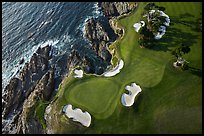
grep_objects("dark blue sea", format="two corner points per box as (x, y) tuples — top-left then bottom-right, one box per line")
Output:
(2, 2), (103, 91)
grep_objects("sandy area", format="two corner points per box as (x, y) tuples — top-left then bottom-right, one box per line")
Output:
(154, 10), (170, 40)
(103, 59), (124, 77)
(63, 104), (91, 127)
(133, 21), (145, 32)
(74, 69), (83, 78)
(121, 83), (142, 107)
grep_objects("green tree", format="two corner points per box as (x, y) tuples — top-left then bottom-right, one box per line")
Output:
(181, 44), (191, 54)
(144, 3), (156, 11)
(172, 44), (191, 68)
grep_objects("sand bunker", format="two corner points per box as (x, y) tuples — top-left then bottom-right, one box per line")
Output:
(103, 59), (124, 77)
(155, 25), (166, 39)
(63, 104), (91, 127)
(74, 69), (83, 78)
(133, 21), (145, 32)
(121, 83), (142, 107)
(153, 10), (170, 39)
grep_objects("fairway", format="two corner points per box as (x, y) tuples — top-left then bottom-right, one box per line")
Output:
(49, 2), (202, 134)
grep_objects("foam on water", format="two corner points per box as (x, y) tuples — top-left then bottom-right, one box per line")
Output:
(78, 2), (103, 41)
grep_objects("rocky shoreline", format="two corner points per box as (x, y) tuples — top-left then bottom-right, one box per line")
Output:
(2, 2), (138, 134)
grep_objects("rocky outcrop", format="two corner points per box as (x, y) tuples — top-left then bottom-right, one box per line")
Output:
(2, 78), (22, 119)
(2, 46), (51, 118)
(84, 18), (112, 63)
(16, 67), (55, 134)
(99, 2), (138, 18)
(2, 45), (54, 134)
(83, 17), (120, 74)
(67, 48), (109, 75)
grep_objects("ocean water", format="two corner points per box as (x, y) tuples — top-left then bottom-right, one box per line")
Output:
(2, 2), (103, 91)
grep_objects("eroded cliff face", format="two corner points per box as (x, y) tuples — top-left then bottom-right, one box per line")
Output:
(99, 2), (138, 18)
(2, 46), (51, 120)
(84, 18), (114, 63)
(16, 68), (55, 134)
(2, 45), (55, 134)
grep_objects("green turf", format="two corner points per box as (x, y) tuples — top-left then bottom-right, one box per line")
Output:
(65, 78), (121, 119)
(49, 2), (202, 134)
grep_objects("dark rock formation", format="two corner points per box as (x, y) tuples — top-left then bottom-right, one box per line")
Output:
(67, 48), (109, 75)
(99, 2), (138, 18)
(84, 18), (115, 65)
(16, 68), (55, 134)
(2, 45), (54, 134)
(2, 78), (22, 119)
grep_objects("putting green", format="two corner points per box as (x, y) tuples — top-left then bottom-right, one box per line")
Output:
(64, 77), (121, 119)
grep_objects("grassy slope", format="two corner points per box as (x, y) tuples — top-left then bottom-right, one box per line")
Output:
(50, 2), (202, 134)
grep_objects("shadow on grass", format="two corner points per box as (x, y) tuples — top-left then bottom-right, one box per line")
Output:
(188, 66), (202, 77)
(132, 92), (144, 113)
(170, 13), (201, 32)
(149, 27), (199, 52)
(148, 12), (200, 52)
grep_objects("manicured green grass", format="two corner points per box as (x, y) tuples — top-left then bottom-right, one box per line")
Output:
(65, 77), (121, 119)
(49, 2), (202, 134)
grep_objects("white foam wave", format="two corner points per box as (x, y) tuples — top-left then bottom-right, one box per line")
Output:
(78, 2), (103, 41)
(92, 2), (103, 18)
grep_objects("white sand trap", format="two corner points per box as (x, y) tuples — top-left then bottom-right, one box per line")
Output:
(63, 104), (91, 127)
(133, 21), (145, 32)
(158, 10), (169, 18)
(103, 59), (124, 77)
(155, 25), (166, 39)
(121, 83), (142, 107)
(154, 10), (170, 39)
(74, 69), (83, 78)
(158, 10), (170, 26)
(164, 17), (170, 26)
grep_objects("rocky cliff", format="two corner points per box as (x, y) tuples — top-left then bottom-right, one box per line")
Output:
(84, 18), (113, 63)
(2, 45), (55, 134)
(16, 68), (55, 134)
(98, 2), (137, 18)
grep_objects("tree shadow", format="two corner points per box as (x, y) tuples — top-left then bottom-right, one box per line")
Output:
(150, 26), (199, 52)
(170, 13), (201, 32)
(188, 66), (202, 77)
(178, 13), (195, 19)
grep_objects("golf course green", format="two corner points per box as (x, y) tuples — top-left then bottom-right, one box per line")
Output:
(49, 2), (202, 134)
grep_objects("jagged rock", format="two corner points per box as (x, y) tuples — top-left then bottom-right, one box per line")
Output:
(84, 18), (113, 65)
(16, 68), (55, 134)
(85, 18), (110, 43)
(2, 45), (53, 134)
(2, 78), (22, 119)
(99, 2), (138, 18)
(98, 2), (119, 17)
